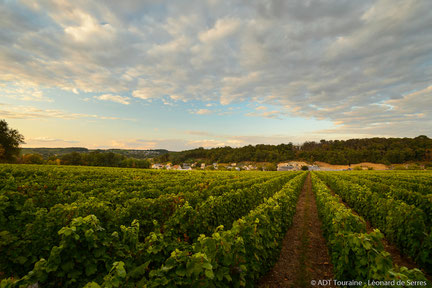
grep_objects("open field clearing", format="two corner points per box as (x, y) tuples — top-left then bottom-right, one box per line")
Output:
(0, 164), (431, 287)
(314, 162), (389, 170)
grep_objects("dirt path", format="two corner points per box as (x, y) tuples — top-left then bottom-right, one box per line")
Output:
(258, 173), (335, 288)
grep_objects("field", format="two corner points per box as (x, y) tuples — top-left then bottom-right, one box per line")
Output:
(0, 165), (431, 287)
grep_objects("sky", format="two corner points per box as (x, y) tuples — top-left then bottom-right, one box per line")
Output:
(0, 0), (431, 151)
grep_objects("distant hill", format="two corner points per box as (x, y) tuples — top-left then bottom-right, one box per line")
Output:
(21, 136), (432, 165)
(21, 147), (169, 159)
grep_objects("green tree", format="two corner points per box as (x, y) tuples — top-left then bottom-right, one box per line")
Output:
(0, 119), (25, 162)
(60, 151), (83, 165)
(21, 153), (44, 164)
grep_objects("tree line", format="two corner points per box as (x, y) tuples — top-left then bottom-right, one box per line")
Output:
(2, 119), (432, 167)
(20, 151), (151, 168)
(21, 147), (168, 159)
(155, 136), (432, 165)
(0, 119), (150, 168)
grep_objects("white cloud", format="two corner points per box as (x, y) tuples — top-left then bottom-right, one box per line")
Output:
(193, 109), (212, 115)
(30, 137), (79, 144)
(110, 140), (158, 150)
(0, 104), (131, 121)
(132, 80), (175, 100)
(246, 110), (284, 119)
(1, 0), (431, 137)
(0, 82), (53, 102)
(199, 18), (241, 43)
(188, 139), (226, 148)
(185, 130), (213, 136)
(148, 36), (190, 56)
(94, 94), (130, 105)
(182, 130), (317, 148)
(132, 89), (153, 100)
(386, 85), (432, 114)
(105, 138), (187, 151)
(64, 12), (115, 43)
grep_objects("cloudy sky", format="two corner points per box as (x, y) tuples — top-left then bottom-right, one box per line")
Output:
(1, 0), (431, 150)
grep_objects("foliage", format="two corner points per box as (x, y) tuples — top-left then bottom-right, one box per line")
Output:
(155, 135), (432, 165)
(331, 172), (432, 224)
(315, 172), (432, 274)
(0, 120), (25, 162)
(20, 154), (44, 164)
(58, 151), (151, 168)
(143, 173), (307, 286)
(21, 147), (168, 160)
(0, 165), (282, 277)
(0, 164), (303, 286)
(2, 164), (431, 286)
(311, 174), (428, 283)
(18, 148), (155, 169)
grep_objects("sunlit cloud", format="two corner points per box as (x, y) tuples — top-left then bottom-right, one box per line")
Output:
(30, 137), (79, 144)
(192, 109), (212, 115)
(0, 104), (132, 121)
(245, 109), (285, 119)
(1, 0), (431, 148)
(94, 94), (130, 105)
(0, 82), (53, 102)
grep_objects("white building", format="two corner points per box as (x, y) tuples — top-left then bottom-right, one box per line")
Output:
(277, 164), (294, 171)
(182, 164), (192, 170)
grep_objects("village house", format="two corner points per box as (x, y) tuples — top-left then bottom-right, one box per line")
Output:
(277, 161), (316, 171)
(182, 164), (192, 170)
(151, 163), (164, 169)
(277, 163), (295, 171)
(308, 165), (320, 171)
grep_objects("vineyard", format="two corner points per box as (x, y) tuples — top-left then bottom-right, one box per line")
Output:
(0, 165), (431, 287)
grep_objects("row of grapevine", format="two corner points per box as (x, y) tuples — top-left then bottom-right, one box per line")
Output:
(0, 164), (273, 207)
(311, 174), (427, 282)
(140, 172), (307, 287)
(315, 172), (432, 274)
(0, 164), (285, 278)
(345, 171), (432, 195)
(330, 173), (432, 224)
(1, 170), (306, 287)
